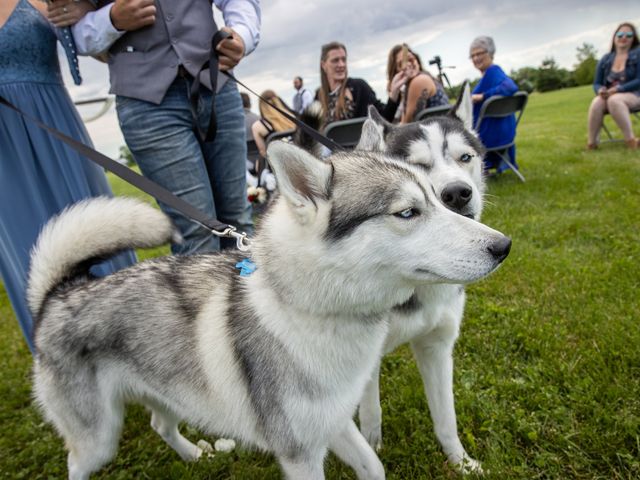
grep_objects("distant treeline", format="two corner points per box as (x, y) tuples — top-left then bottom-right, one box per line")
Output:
(446, 42), (599, 97)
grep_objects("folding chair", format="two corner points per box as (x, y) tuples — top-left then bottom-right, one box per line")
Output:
(265, 128), (296, 145)
(415, 104), (452, 121)
(324, 117), (367, 149)
(601, 106), (640, 142)
(474, 91), (528, 182)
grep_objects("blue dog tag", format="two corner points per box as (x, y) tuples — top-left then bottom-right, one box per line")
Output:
(235, 258), (257, 277)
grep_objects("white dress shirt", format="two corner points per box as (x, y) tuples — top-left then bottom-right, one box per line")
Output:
(73, 0), (261, 57)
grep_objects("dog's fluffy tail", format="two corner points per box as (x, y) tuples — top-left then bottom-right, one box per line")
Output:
(27, 196), (179, 318)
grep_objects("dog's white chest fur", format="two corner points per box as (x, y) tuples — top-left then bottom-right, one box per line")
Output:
(384, 284), (465, 353)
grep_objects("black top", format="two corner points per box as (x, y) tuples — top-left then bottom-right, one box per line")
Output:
(317, 77), (399, 122)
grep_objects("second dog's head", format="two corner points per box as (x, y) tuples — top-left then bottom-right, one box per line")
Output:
(358, 83), (485, 221)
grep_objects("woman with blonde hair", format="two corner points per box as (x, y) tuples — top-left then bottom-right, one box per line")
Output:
(251, 90), (296, 157)
(386, 44), (449, 123)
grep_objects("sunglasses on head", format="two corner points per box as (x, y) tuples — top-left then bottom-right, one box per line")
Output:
(616, 31), (634, 39)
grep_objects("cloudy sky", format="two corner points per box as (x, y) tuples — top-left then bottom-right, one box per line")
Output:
(62, 0), (640, 158)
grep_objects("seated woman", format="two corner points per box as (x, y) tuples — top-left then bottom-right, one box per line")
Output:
(587, 22), (640, 150)
(251, 90), (296, 158)
(387, 44), (449, 124)
(469, 36), (519, 174)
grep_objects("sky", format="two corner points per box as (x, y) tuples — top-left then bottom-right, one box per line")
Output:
(62, 0), (640, 158)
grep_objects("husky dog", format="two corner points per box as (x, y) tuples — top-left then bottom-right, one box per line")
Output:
(29, 139), (510, 480)
(355, 86), (489, 473)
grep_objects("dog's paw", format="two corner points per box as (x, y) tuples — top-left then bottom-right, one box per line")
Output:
(361, 424), (383, 452)
(196, 439), (215, 460)
(449, 453), (483, 475)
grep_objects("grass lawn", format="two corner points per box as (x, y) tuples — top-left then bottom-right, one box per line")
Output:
(1, 85), (638, 479)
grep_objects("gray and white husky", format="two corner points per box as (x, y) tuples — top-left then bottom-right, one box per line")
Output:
(355, 86), (489, 473)
(29, 134), (510, 479)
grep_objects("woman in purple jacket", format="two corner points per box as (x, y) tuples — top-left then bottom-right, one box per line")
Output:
(470, 36), (519, 174)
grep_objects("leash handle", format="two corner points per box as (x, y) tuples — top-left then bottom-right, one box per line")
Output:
(189, 30), (232, 143)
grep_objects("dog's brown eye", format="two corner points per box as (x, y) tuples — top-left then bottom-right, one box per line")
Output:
(460, 153), (473, 163)
(394, 208), (419, 219)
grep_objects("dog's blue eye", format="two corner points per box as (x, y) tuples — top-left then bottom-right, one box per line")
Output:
(460, 153), (473, 163)
(395, 208), (419, 219)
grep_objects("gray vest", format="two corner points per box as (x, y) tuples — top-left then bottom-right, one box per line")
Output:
(103, 0), (226, 104)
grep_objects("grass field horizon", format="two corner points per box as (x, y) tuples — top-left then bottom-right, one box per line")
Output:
(1, 85), (638, 479)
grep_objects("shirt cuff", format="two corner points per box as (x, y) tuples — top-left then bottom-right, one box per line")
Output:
(230, 24), (255, 56)
(72, 4), (125, 56)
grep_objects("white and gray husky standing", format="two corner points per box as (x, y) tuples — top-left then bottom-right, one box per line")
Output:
(355, 86), (490, 473)
(29, 126), (510, 479)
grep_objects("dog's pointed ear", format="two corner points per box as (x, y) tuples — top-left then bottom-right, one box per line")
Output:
(356, 106), (391, 151)
(267, 141), (332, 224)
(450, 81), (473, 131)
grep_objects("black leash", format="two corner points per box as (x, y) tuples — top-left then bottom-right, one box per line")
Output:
(189, 30), (230, 142)
(222, 70), (344, 153)
(0, 95), (249, 250)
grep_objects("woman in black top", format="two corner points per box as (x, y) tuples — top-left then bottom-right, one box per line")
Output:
(316, 41), (407, 124)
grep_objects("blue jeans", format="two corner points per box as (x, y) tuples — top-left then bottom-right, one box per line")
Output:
(116, 78), (253, 255)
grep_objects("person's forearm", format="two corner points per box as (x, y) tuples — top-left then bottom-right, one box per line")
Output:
(618, 77), (640, 93)
(72, 4), (125, 56)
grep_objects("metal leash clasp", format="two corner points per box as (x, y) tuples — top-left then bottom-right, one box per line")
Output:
(209, 225), (251, 252)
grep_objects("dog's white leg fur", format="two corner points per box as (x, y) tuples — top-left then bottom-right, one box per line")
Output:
(358, 361), (383, 451)
(33, 364), (123, 480)
(330, 420), (385, 480)
(149, 407), (203, 461)
(411, 326), (483, 474)
(278, 451), (326, 480)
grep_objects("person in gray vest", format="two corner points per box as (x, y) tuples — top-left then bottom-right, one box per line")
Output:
(292, 76), (313, 115)
(69, 0), (261, 255)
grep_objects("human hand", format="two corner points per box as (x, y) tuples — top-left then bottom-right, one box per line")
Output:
(606, 86), (619, 97)
(472, 93), (483, 103)
(389, 70), (408, 102)
(216, 27), (245, 71)
(598, 86), (609, 99)
(110, 0), (156, 31)
(46, 0), (94, 28)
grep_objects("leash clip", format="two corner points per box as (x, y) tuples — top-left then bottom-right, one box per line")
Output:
(208, 225), (251, 251)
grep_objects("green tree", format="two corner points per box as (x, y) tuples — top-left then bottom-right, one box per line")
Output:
(536, 57), (573, 92)
(510, 67), (538, 93)
(573, 43), (598, 86)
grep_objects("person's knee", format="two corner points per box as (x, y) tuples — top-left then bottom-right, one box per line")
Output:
(606, 95), (627, 113)
(589, 95), (606, 114)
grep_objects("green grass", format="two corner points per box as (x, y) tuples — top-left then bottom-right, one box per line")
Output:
(1, 85), (639, 479)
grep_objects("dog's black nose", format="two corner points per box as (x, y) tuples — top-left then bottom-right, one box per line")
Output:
(441, 182), (473, 213)
(488, 236), (512, 263)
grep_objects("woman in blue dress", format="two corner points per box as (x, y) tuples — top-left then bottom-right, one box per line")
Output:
(469, 36), (519, 174)
(0, 0), (136, 352)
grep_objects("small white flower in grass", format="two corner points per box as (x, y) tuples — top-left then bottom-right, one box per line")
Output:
(214, 438), (236, 452)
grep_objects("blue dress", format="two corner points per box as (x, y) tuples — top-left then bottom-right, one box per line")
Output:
(0, 0), (135, 352)
(472, 64), (519, 172)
